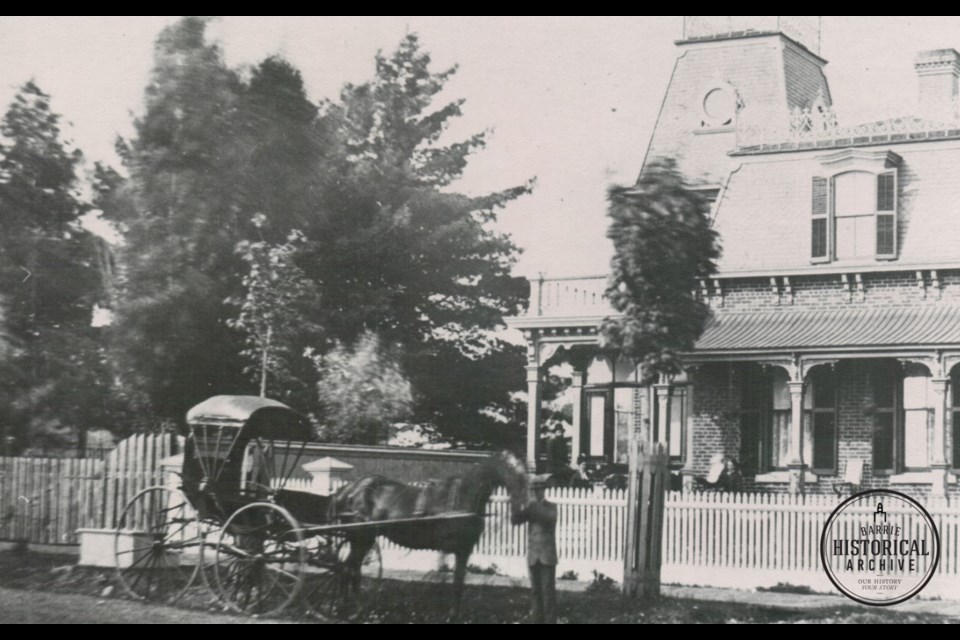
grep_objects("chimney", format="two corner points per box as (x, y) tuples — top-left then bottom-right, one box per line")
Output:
(915, 49), (960, 122)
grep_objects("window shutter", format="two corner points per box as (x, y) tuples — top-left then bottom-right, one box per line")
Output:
(871, 363), (896, 473)
(876, 172), (897, 259)
(811, 177), (829, 260)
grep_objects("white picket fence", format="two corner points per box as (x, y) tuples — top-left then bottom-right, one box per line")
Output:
(280, 478), (314, 493)
(379, 487), (627, 581)
(661, 492), (960, 598)
(6, 434), (960, 599)
(424, 490), (959, 599)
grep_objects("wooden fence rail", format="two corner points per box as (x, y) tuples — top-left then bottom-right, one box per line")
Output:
(0, 434), (175, 546)
(1, 457), (104, 546)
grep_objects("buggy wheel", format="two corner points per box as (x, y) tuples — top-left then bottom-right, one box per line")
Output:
(113, 486), (204, 604)
(305, 536), (383, 621)
(211, 502), (306, 617)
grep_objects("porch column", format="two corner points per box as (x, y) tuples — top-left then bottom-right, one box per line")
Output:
(931, 378), (949, 497)
(570, 370), (584, 468)
(787, 381), (806, 495)
(654, 381), (672, 454)
(526, 363), (542, 472)
(682, 372), (697, 492)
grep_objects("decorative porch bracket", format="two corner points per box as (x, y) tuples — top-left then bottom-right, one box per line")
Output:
(522, 329), (597, 471)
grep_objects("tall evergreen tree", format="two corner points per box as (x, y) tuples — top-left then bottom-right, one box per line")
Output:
(0, 81), (107, 451)
(109, 17), (252, 421)
(108, 19), (330, 423)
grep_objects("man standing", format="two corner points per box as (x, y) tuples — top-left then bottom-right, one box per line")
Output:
(523, 474), (557, 624)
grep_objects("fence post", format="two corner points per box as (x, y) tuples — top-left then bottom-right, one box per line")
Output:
(623, 441), (668, 598)
(302, 457), (354, 495)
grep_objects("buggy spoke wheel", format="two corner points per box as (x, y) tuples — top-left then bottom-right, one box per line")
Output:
(212, 502), (306, 617)
(114, 486), (204, 604)
(305, 537), (382, 621)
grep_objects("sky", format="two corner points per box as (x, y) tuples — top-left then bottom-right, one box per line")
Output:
(2, 16), (960, 279)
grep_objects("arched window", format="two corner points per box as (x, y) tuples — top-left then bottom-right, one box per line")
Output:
(834, 171), (880, 260)
(811, 150), (900, 263)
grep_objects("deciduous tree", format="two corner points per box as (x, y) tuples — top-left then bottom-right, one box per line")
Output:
(601, 157), (721, 381)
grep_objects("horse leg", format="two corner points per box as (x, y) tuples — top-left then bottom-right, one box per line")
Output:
(348, 535), (375, 596)
(451, 551), (468, 620)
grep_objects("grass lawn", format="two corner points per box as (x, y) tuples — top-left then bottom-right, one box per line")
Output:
(0, 550), (953, 624)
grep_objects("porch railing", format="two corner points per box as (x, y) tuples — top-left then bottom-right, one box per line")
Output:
(529, 275), (614, 318)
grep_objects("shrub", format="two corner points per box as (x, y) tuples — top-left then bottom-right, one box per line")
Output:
(756, 582), (814, 595)
(466, 563), (502, 576)
(585, 570), (618, 594)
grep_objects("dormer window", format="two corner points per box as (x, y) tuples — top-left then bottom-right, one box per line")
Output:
(811, 149), (901, 263)
(699, 83), (740, 130)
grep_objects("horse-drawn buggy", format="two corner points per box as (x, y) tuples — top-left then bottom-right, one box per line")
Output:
(112, 395), (528, 619)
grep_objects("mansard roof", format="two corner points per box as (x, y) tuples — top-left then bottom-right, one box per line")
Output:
(713, 136), (960, 274)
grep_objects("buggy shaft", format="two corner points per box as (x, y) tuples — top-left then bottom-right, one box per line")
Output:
(294, 511), (482, 536)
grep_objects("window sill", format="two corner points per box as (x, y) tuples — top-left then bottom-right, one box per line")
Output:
(809, 258), (901, 267)
(888, 471), (957, 485)
(754, 470), (819, 484)
(693, 126), (734, 135)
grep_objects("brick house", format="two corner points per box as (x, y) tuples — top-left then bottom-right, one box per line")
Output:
(507, 16), (960, 496)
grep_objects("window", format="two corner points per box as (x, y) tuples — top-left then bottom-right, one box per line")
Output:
(614, 387), (633, 463)
(903, 365), (933, 470)
(585, 389), (610, 459)
(805, 367), (837, 474)
(873, 361), (933, 473)
(583, 356), (612, 462)
(770, 369), (792, 469)
(700, 85), (738, 129)
(873, 362), (897, 473)
(652, 383), (688, 463)
(952, 369), (960, 470)
(739, 364), (767, 475)
(834, 172), (876, 260)
(810, 168), (898, 262)
(582, 355), (641, 465)
(739, 364), (836, 475)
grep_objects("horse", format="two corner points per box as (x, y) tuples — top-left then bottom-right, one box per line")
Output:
(330, 451), (529, 618)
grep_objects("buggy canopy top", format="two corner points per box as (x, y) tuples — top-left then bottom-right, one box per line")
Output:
(186, 395), (313, 442)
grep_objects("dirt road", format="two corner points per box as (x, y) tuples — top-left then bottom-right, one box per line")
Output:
(0, 587), (299, 624)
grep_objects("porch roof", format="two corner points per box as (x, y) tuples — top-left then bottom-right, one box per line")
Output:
(695, 305), (960, 352)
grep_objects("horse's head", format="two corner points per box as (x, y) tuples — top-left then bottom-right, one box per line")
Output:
(469, 451), (529, 522)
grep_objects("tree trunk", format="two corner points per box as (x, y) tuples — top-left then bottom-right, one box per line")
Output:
(260, 326), (271, 397)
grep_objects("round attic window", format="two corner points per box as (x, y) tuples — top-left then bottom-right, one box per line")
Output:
(702, 87), (736, 128)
